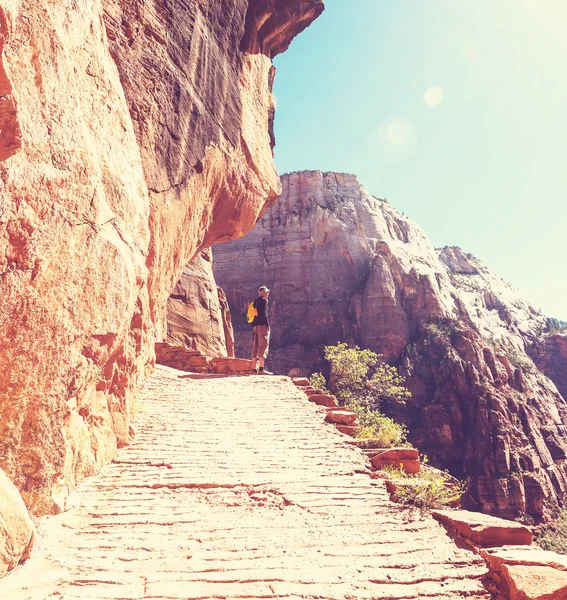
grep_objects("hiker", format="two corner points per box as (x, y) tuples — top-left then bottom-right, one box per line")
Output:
(251, 286), (271, 374)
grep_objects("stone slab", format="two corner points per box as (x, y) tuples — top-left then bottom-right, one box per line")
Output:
(432, 509), (533, 547)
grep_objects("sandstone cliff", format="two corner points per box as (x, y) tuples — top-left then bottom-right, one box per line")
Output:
(213, 170), (567, 520)
(0, 0), (323, 516)
(166, 249), (234, 358)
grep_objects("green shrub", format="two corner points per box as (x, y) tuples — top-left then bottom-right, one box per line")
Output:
(321, 342), (411, 448)
(546, 317), (567, 335)
(347, 400), (408, 447)
(324, 342), (411, 411)
(309, 372), (329, 392)
(394, 466), (464, 509)
(423, 319), (458, 341)
(506, 346), (532, 370)
(536, 511), (567, 555)
(376, 463), (405, 478)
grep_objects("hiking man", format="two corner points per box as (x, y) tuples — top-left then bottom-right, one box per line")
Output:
(251, 286), (271, 374)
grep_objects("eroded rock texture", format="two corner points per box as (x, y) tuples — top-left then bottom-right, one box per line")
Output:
(167, 249), (234, 357)
(531, 334), (567, 401)
(0, 468), (35, 577)
(213, 170), (567, 519)
(0, 0), (322, 516)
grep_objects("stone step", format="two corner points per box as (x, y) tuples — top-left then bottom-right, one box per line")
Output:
(370, 448), (421, 474)
(335, 424), (358, 436)
(309, 394), (339, 407)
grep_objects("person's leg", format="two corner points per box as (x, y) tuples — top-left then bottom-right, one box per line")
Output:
(258, 326), (270, 372)
(251, 327), (259, 371)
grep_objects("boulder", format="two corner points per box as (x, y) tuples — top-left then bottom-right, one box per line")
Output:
(481, 545), (567, 572)
(503, 564), (567, 600)
(481, 546), (567, 600)
(211, 357), (254, 374)
(432, 509), (533, 547)
(0, 469), (36, 577)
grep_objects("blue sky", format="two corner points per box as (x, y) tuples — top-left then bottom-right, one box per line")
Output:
(273, 0), (566, 320)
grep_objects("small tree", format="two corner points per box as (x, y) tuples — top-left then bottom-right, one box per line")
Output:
(311, 343), (411, 448)
(324, 342), (411, 410)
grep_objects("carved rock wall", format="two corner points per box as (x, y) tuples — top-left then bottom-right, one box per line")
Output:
(213, 170), (567, 520)
(0, 0), (323, 515)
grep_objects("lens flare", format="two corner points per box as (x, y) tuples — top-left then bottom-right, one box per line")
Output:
(424, 86), (444, 107)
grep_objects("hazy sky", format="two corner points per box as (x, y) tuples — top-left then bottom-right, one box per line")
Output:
(273, 0), (566, 320)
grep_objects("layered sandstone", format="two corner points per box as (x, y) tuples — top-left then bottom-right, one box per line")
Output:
(0, 0), (323, 516)
(531, 332), (567, 401)
(166, 250), (234, 357)
(213, 170), (567, 519)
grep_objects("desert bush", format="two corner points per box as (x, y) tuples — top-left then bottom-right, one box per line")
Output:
(394, 466), (464, 509)
(324, 342), (411, 411)
(320, 343), (411, 448)
(536, 511), (567, 555)
(546, 317), (567, 335)
(423, 319), (458, 341)
(376, 463), (405, 478)
(309, 372), (329, 392)
(348, 400), (408, 447)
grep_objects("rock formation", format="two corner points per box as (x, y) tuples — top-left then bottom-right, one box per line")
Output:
(531, 331), (567, 401)
(167, 250), (234, 357)
(213, 170), (567, 520)
(0, 0), (323, 517)
(0, 468), (35, 577)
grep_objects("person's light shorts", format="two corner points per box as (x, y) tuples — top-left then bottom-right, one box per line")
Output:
(252, 325), (270, 360)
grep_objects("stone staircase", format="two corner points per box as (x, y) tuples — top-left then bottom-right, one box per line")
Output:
(289, 377), (567, 600)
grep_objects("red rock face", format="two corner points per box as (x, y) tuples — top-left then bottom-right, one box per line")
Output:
(213, 170), (567, 519)
(167, 250), (234, 358)
(0, 9), (20, 162)
(532, 334), (567, 401)
(0, 1), (323, 515)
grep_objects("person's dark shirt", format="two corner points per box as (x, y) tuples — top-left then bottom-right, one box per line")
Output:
(252, 296), (269, 327)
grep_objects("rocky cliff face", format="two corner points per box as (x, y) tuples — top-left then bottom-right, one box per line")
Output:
(167, 249), (234, 358)
(213, 170), (567, 520)
(0, 0), (322, 516)
(531, 333), (567, 402)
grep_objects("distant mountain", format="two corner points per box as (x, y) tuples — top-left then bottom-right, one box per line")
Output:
(210, 170), (567, 520)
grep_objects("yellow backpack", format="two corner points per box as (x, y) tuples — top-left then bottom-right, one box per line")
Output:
(246, 301), (258, 324)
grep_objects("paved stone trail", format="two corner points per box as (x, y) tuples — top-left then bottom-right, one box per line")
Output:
(1, 366), (491, 599)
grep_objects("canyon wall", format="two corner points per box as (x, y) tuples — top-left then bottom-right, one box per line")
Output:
(166, 249), (234, 358)
(0, 0), (323, 516)
(213, 170), (567, 520)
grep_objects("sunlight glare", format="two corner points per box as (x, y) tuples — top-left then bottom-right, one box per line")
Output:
(369, 117), (418, 166)
(424, 86), (444, 107)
